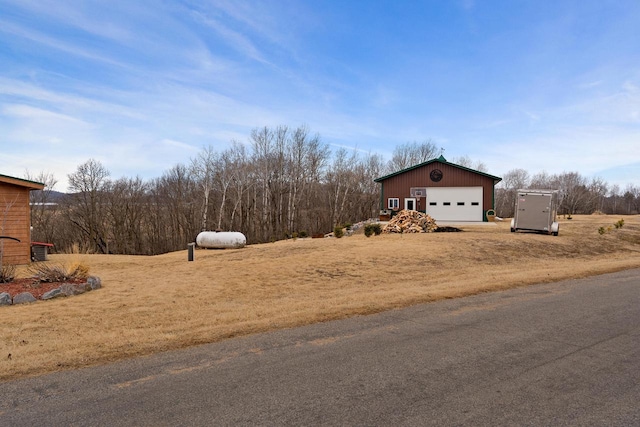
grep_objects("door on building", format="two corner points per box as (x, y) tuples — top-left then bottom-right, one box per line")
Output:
(425, 187), (483, 221)
(405, 198), (416, 211)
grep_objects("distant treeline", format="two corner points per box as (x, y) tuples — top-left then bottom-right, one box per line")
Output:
(26, 125), (640, 255)
(494, 169), (639, 219)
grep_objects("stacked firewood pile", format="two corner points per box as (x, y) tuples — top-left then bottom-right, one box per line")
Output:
(382, 210), (438, 233)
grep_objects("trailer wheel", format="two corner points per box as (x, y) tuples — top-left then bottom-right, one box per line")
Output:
(552, 231), (558, 236)
(510, 228), (515, 233)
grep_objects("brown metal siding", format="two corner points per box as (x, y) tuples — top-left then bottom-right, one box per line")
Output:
(0, 183), (32, 265)
(380, 162), (495, 212)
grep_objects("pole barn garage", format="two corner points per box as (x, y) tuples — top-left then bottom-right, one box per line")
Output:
(0, 174), (45, 265)
(374, 156), (502, 222)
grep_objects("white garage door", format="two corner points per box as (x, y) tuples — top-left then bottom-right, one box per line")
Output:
(425, 187), (483, 221)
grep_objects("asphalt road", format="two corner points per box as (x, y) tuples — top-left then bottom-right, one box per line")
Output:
(2, 269), (639, 426)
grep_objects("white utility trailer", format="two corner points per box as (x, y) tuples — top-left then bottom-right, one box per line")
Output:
(510, 189), (559, 236)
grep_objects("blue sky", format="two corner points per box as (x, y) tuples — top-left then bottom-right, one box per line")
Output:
(1, 0), (639, 191)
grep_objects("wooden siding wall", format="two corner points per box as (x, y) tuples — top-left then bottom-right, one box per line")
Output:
(380, 162), (495, 211)
(0, 183), (32, 265)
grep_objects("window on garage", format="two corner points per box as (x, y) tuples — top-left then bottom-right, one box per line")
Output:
(388, 198), (399, 209)
(443, 202), (451, 206)
(457, 202), (465, 206)
(471, 202), (479, 206)
(429, 202), (437, 206)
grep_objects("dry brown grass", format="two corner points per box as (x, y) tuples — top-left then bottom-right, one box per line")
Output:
(2, 214), (640, 381)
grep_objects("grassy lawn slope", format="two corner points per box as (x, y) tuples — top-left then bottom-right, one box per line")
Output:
(1, 214), (639, 381)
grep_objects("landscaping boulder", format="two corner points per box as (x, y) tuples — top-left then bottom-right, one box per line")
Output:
(42, 288), (63, 300)
(87, 276), (102, 290)
(0, 292), (11, 306)
(13, 292), (37, 305)
(60, 283), (87, 296)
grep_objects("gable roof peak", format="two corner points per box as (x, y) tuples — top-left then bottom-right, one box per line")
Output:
(374, 155), (502, 184)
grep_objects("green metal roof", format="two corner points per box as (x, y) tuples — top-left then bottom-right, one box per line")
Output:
(374, 156), (502, 183)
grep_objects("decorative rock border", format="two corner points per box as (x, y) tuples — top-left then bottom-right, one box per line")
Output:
(0, 276), (102, 306)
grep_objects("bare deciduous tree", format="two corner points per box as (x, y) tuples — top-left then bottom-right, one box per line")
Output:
(495, 168), (530, 218)
(451, 155), (488, 172)
(251, 126), (276, 241)
(326, 148), (358, 227)
(386, 139), (441, 173)
(25, 170), (58, 244)
(623, 184), (640, 213)
(104, 176), (148, 254)
(66, 159), (110, 253)
(587, 177), (608, 213)
(191, 145), (217, 232)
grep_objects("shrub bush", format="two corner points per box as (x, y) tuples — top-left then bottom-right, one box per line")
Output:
(372, 223), (382, 235)
(364, 224), (374, 237)
(333, 226), (344, 238)
(0, 264), (16, 283)
(28, 261), (90, 283)
(364, 223), (383, 237)
(299, 231), (308, 238)
(599, 219), (626, 235)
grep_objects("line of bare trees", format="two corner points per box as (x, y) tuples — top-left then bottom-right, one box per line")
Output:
(28, 126), (386, 254)
(495, 169), (640, 218)
(25, 127), (640, 255)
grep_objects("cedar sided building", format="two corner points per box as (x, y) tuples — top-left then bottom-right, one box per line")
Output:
(374, 156), (502, 222)
(0, 174), (45, 265)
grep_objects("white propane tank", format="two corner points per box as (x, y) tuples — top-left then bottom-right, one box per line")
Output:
(196, 231), (246, 249)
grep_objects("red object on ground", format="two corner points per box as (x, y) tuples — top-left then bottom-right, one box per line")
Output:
(31, 242), (54, 247)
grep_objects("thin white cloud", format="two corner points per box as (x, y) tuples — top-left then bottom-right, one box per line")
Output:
(0, 78), (148, 122)
(478, 119), (512, 129)
(193, 12), (270, 65)
(1, 1), (234, 86)
(522, 110), (541, 122)
(203, 0), (303, 54)
(196, 129), (249, 143)
(161, 139), (198, 152)
(1, 0), (133, 42)
(328, 143), (371, 155)
(622, 81), (639, 93)
(3, 104), (88, 125)
(0, 20), (129, 68)
(371, 85), (399, 108)
(559, 80), (640, 124)
(578, 80), (603, 89)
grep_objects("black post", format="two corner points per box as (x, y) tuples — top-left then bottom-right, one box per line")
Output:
(188, 243), (195, 262)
